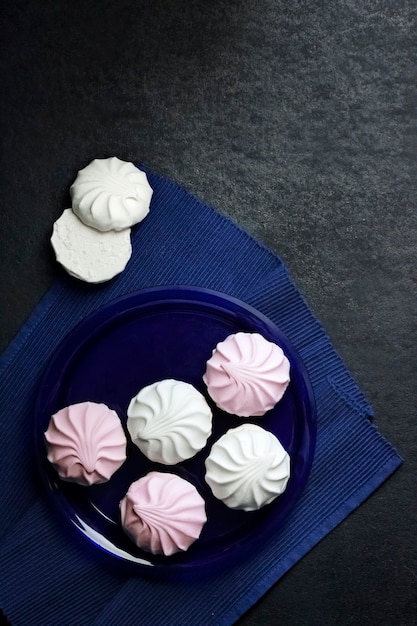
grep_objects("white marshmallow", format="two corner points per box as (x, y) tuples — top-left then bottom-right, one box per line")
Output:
(51, 209), (132, 283)
(70, 157), (153, 232)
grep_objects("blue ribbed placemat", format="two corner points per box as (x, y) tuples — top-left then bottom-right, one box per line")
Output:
(0, 167), (402, 626)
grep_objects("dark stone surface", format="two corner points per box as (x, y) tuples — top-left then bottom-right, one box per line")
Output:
(1, 1), (416, 624)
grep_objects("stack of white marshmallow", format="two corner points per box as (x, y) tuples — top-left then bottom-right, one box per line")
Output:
(51, 157), (153, 283)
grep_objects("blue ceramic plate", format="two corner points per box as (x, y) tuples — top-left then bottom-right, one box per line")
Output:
(34, 286), (316, 578)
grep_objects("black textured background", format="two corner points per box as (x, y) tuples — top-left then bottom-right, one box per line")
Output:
(1, 1), (416, 624)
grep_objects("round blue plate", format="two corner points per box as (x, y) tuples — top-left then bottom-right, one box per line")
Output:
(34, 286), (316, 578)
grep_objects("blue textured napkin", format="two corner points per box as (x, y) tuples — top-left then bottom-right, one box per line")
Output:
(0, 167), (401, 626)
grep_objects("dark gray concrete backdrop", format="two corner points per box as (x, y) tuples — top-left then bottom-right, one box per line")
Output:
(1, 1), (416, 624)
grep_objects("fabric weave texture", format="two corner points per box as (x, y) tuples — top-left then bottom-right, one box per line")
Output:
(0, 168), (402, 626)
